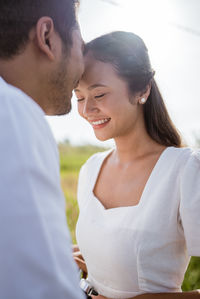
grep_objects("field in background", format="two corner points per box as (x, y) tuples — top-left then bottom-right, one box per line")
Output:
(59, 144), (200, 291)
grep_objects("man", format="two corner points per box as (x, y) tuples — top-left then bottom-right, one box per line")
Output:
(0, 1), (85, 298)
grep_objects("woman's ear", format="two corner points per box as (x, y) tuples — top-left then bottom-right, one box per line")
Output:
(34, 17), (56, 61)
(138, 84), (151, 104)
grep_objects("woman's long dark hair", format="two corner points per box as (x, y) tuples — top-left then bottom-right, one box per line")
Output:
(84, 31), (182, 147)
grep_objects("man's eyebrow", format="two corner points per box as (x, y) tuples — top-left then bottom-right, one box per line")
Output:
(74, 84), (108, 92)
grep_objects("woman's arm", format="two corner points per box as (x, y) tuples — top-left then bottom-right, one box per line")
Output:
(134, 290), (200, 298)
(91, 290), (200, 299)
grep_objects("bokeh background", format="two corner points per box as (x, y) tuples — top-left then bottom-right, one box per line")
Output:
(56, 0), (200, 292)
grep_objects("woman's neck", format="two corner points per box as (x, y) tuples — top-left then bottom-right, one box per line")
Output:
(113, 128), (165, 165)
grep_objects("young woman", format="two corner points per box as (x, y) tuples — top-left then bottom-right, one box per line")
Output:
(73, 31), (200, 298)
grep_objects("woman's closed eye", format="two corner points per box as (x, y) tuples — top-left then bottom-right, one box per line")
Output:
(77, 93), (106, 102)
(94, 93), (106, 99)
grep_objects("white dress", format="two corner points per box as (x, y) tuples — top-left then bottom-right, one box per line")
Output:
(76, 146), (200, 299)
(0, 77), (84, 299)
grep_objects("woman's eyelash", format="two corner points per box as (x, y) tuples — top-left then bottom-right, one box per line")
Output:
(95, 93), (106, 99)
(77, 93), (106, 102)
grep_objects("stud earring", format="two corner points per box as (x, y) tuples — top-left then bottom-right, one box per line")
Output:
(140, 97), (146, 104)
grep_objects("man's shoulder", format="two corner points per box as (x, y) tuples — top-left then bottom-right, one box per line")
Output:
(0, 77), (44, 120)
(0, 77), (57, 157)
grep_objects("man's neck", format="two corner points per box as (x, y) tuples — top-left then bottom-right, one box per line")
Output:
(0, 57), (44, 110)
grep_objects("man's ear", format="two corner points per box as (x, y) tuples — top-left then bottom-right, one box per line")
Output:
(35, 17), (56, 61)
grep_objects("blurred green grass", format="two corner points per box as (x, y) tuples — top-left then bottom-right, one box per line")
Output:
(59, 143), (200, 291)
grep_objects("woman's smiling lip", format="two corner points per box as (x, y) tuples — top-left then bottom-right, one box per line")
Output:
(88, 117), (111, 128)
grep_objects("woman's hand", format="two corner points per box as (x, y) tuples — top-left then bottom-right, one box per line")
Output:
(72, 244), (88, 278)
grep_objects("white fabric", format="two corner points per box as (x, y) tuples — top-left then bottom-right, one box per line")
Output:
(76, 146), (200, 299)
(0, 77), (84, 299)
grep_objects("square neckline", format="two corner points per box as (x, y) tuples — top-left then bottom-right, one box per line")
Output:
(91, 147), (173, 211)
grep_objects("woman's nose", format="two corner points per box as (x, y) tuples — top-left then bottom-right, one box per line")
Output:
(83, 99), (98, 117)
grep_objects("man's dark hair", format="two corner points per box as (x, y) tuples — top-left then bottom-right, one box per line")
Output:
(0, 0), (79, 59)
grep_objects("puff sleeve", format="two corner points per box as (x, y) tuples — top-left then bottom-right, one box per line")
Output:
(180, 150), (200, 256)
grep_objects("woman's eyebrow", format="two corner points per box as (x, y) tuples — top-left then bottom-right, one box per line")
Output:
(74, 84), (108, 93)
(88, 84), (107, 90)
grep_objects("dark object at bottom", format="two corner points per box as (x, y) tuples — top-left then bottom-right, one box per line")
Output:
(80, 278), (98, 297)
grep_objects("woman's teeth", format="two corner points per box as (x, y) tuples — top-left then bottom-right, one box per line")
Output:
(91, 118), (110, 125)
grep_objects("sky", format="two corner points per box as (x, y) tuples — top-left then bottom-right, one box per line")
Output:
(47, 0), (200, 148)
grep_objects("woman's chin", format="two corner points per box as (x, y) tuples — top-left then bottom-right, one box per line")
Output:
(94, 133), (112, 142)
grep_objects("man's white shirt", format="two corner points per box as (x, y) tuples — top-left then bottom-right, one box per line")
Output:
(0, 77), (84, 299)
